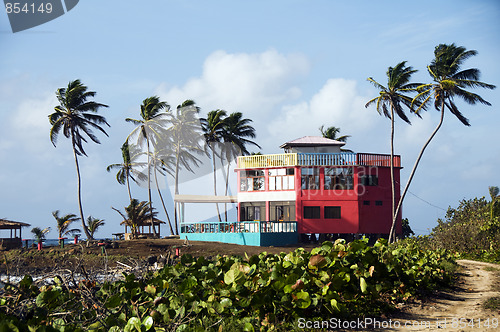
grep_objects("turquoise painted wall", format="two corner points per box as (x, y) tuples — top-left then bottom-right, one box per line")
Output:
(180, 231), (298, 247)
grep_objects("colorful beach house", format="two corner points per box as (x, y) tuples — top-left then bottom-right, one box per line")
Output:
(179, 136), (402, 246)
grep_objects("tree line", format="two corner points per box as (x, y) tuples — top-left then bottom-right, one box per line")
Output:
(49, 86), (260, 240)
(365, 43), (495, 242)
(44, 43), (495, 242)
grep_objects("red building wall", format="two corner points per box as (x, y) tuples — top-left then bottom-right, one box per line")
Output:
(237, 164), (402, 236)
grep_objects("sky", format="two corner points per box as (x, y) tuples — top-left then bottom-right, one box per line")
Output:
(0, 0), (499, 239)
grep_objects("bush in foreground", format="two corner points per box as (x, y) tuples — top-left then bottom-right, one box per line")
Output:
(0, 238), (455, 331)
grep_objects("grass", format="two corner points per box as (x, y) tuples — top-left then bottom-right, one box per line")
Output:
(483, 266), (500, 272)
(483, 296), (500, 311)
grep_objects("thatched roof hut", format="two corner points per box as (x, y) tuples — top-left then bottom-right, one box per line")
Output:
(0, 218), (31, 249)
(119, 218), (165, 239)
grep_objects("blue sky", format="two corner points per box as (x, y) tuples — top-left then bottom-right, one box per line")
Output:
(1, 0), (499, 239)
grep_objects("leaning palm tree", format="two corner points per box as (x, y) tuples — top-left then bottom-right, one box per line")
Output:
(201, 110), (227, 222)
(106, 141), (147, 202)
(49, 79), (109, 241)
(319, 125), (353, 152)
(365, 61), (422, 243)
(126, 96), (170, 238)
(112, 199), (160, 238)
(148, 140), (176, 236)
(165, 100), (204, 234)
(31, 227), (51, 243)
(220, 112), (261, 221)
(396, 44), (496, 242)
(52, 210), (81, 239)
(86, 216), (105, 239)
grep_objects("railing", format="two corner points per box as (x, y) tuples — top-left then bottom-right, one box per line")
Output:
(180, 221), (297, 234)
(238, 152), (400, 168)
(237, 153), (297, 169)
(356, 153), (401, 167)
(297, 153), (357, 166)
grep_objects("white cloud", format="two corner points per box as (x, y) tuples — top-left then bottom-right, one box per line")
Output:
(156, 49), (309, 117)
(10, 92), (57, 155)
(266, 78), (385, 153)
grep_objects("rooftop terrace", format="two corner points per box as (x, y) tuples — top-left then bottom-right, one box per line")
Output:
(237, 152), (401, 169)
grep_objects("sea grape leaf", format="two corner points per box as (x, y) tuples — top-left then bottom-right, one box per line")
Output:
(145, 284), (156, 296)
(105, 294), (122, 309)
(360, 277), (368, 293)
(295, 291), (311, 309)
(142, 316), (153, 330)
(243, 322), (255, 332)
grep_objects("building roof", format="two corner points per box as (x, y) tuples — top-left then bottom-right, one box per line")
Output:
(0, 218), (31, 230)
(279, 136), (346, 149)
(120, 218), (165, 227)
(174, 195), (238, 203)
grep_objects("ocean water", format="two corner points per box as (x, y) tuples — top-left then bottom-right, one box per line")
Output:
(21, 238), (108, 247)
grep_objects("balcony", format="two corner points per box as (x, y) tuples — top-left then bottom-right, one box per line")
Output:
(237, 153), (400, 169)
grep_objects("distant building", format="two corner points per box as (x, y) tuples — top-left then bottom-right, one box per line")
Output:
(180, 136), (402, 246)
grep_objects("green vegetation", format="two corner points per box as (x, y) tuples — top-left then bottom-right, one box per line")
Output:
(0, 238), (455, 331)
(52, 210), (81, 243)
(403, 188), (500, 263)
(30, 227), (50, 243)
(483, 297), (500, 311)
(319, 125), (352, 152)
(112, 199), (159, 238)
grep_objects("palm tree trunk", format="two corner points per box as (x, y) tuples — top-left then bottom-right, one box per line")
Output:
(71, 136), (93, 241)
(388, 107), (396, 243)
(211, 146), (222, 222)
(126, 173), (132, 202)
(391, 101), (446, 241)
(153, 159), (174, 236)
(145, 135), (157, 237)
(224, 160), (231, 222)
(174, 146), (181, 235)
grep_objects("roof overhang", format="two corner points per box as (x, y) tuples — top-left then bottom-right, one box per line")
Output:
(174, 195), (237, 203)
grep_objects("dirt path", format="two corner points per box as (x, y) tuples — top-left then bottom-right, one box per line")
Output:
(377, 260), (500, 331)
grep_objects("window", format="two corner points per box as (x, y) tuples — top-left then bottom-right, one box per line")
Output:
(303, 206), (320, 219)
(270, 201), (296, 221)
(363, 200), (370, 206)
(360, 174), (378, 186)
(240, 170), (265, 191)
(324, 206), (341, 219)
(301, 168), (319, 190)
(240, 202), (266, 221)
(269, 168), (295, 191)
(324, 167), (353, 190)
(375, 200), (383, 206)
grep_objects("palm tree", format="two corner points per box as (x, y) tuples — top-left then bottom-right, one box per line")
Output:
(489, 186), (500, 223)
(126, 96), (170, 238)
(396, 44), (496, 242)
(106, 141), (147, 202)
(149, 140), (176, 236)
(365, 61), (422, 243)
(52, 210), (81, 245)
(201, 109), (227, 222)
(112, 199), (160, 238)
(319, 125), (353, 152)
(31, 227), (51, 243)
(220, 112), (261, 221)
(165, 100), (204, 234)
(49, 79), (109, 241)
(86, 216), (105, 239)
